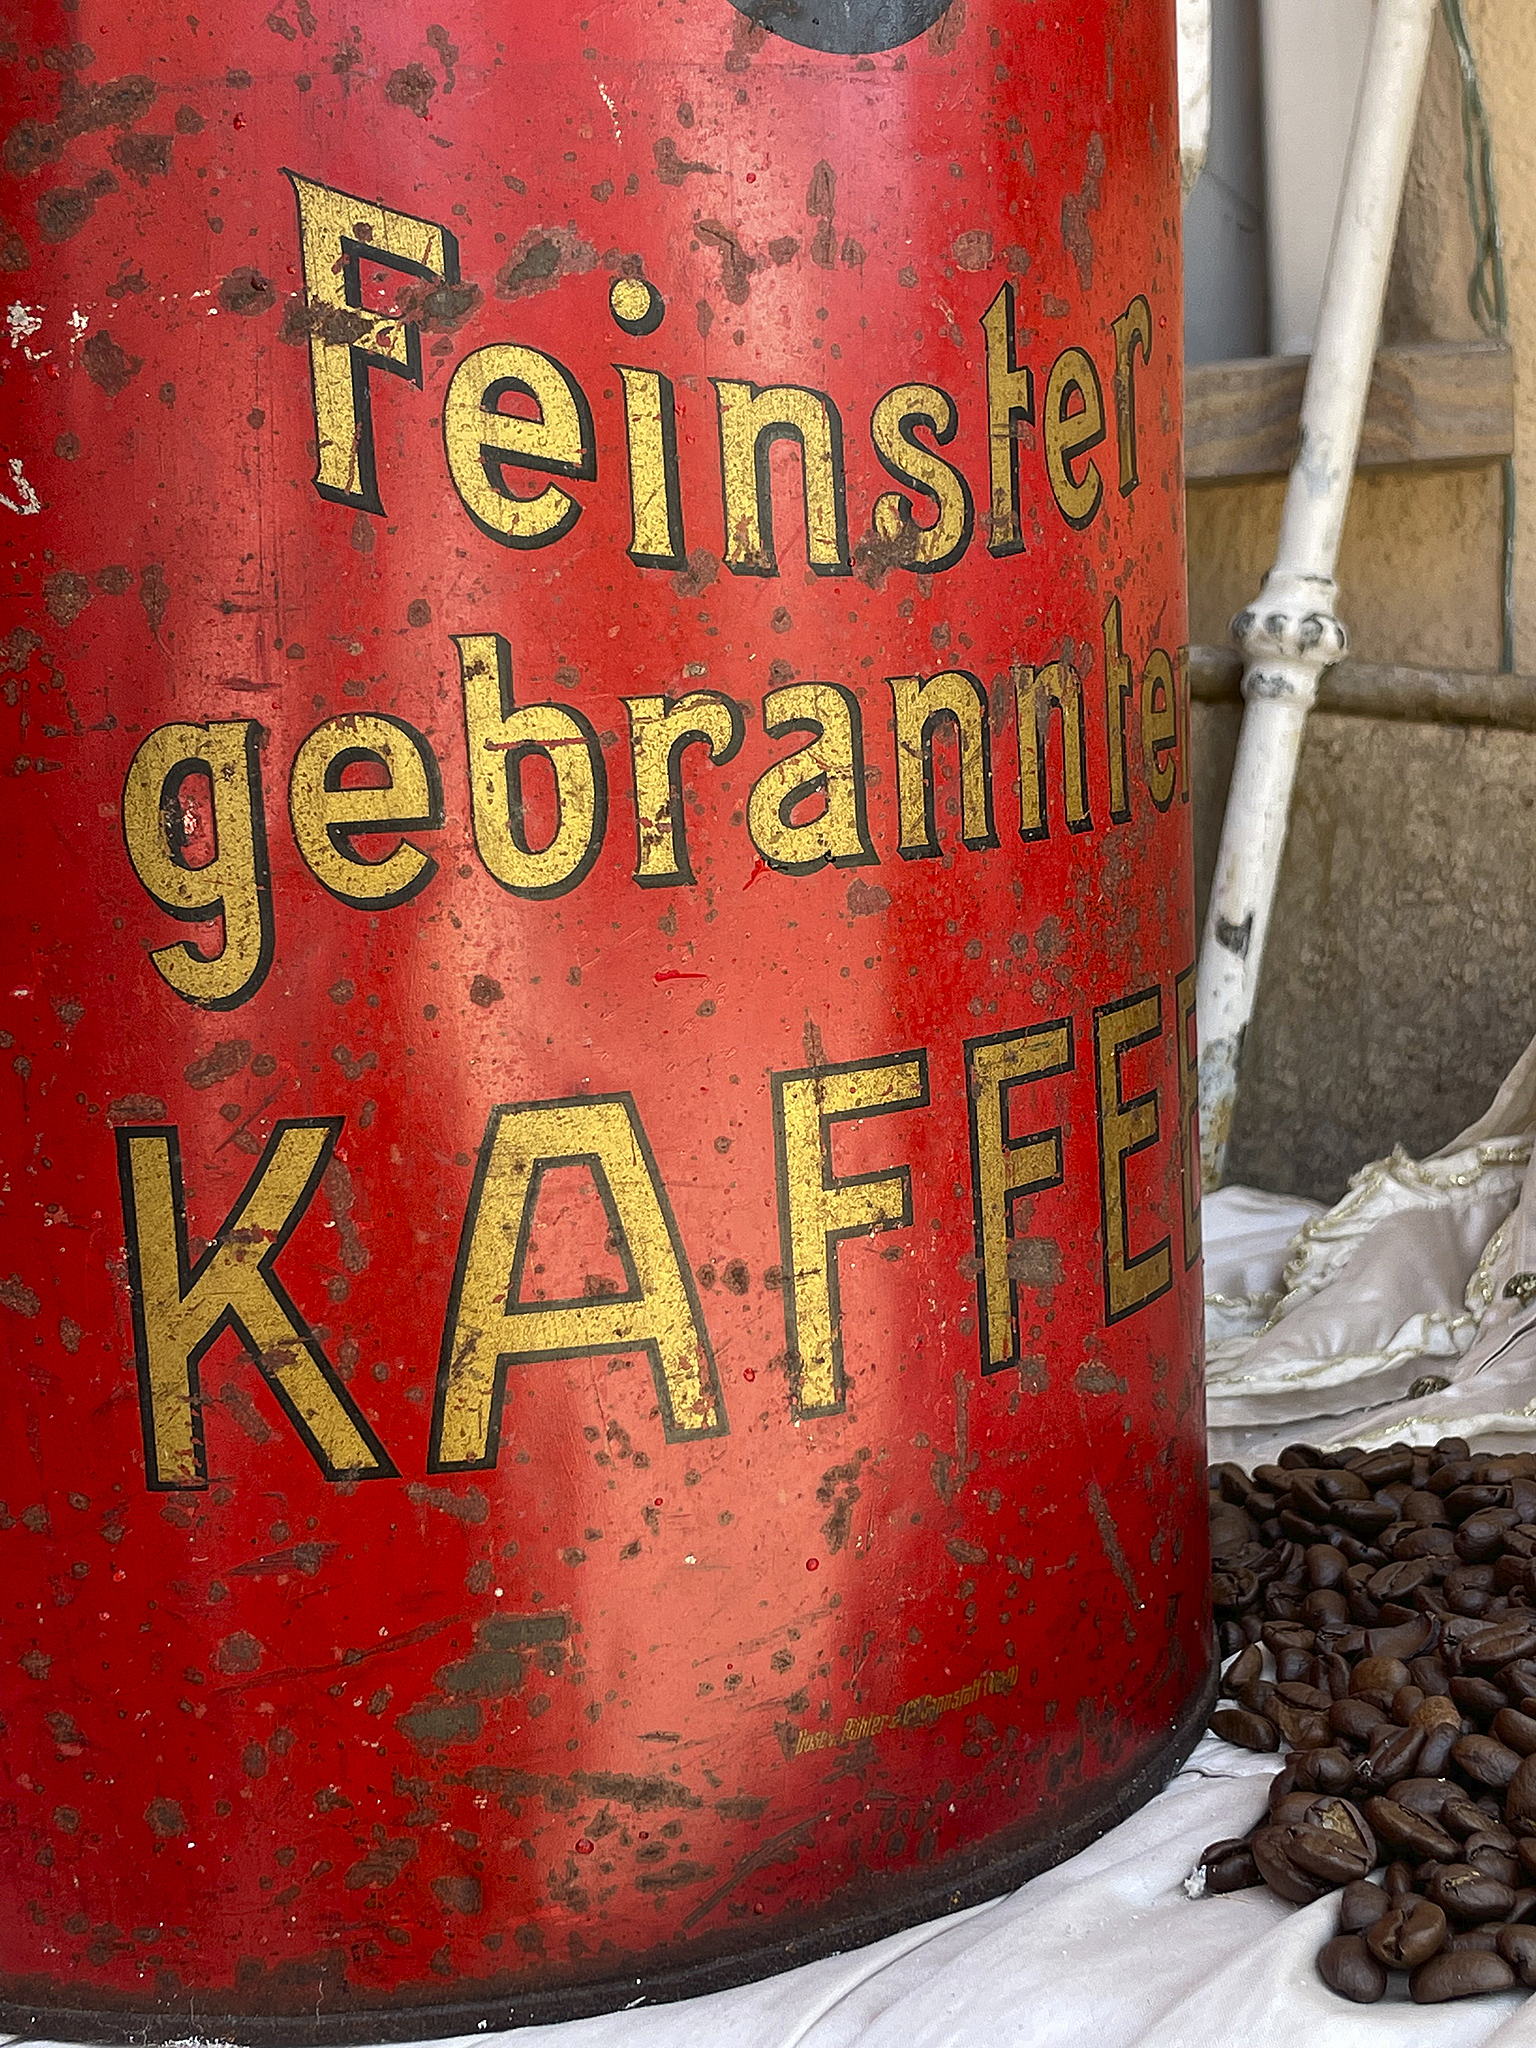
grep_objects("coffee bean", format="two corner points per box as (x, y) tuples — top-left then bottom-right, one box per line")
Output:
(1199, 1839), (1261, 1894)
(1411, 1950), (1518, 2000)
(1463, 1838), (1520, 1887)
(1367, 1615), (1437, 1661)
(1353, 1723), (1425, 1789)
(1497, 1922), (1536, 1986)
(1365, 1896), (1447, 1969)
(1410, 1653), (1453, 1695)
(1445, 1926), (1502, 1953)
(1452, 1735), (1522, 1789)
(1463, 1618), (1536, 1669)
(1306, 1543), (1349, 1590)
(1392, 1777), (1461, 1817)
(1337, 1879), (1389, 1933)
(1251, 1825), (1331, 1905)
(1418, 1723), (1463, 1777)
(1292, 1746), (1356, 1794)
(1350, 1655), (1410, 1700)
(1451, 1676), (1508, 1721)
(1329, 1697), (1390, 1742)
(1370, 1560), (1436, 1602)
(1352, 1447), (1415, 1487)
(1506, 1752), (1536, 1829)
(1362, 1795), (1457, 1861)
(1425, 1863), (1517, 1922)
(1209, 1708), (1278, 1753)
(1317, 1934), (1388, 2003)
(1270, 1700), (1332, 1751)
(1219, 1643), (1262, 1696)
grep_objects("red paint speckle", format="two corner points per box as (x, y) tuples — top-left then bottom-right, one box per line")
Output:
(743, 1367), (755, 1381)
(575, 1838), (594, 1855)
(654, 968), (708, 983)
(654, 1498), (663, 1507)
(806, 1558), (819, 1571)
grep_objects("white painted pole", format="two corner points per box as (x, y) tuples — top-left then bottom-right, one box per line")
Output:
(1195, 0), (1440, 1189)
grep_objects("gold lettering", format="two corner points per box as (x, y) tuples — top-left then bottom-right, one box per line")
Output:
(772, 1051), (928, 1415)
(1094, 989), (1172, 1323)
(1043, 345), (1106, 530)
(289, 713), (443, 909)
(889, 669), (996, 859)
(1111, 294), (1153, 497)
(1140, 647), (1178, 811)
(869, 383), (974, 574)
(443, 343), (595, 549)
(1102, 596), (1134, 825)
(121, 720), (272, 1010)
(284, 171), (456, 514)
(1175, 964), (1202, 1267)
(454, 632), (606, 898)
(617, 365), (685, 570)
(117, 1120), (394, 1489)
(965, 1022), (1072, 1373)
(747, 682), (875, 875)
(1014, 662), (1091, 841)
(980, 282), (1034, 558)
(714, 380), (849, 577)
(430, 1095), (724, 1469)
(624, 691), (743, 886)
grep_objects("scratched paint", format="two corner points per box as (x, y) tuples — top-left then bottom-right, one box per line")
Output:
(0, 0), (1210, 2036)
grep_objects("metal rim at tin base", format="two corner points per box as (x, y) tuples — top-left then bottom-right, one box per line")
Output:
(0, 1661), (1215, 2046)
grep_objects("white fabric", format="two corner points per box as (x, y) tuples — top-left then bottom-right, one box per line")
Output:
(1209, 1027), (1536, 1469)
(41, 1040), (1536, 2048)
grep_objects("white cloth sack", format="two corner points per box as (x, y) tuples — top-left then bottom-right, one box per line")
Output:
(1208, 1028), (1536, 1470)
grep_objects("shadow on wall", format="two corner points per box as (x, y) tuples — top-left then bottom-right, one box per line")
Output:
(1193, 700), (1536, 1202)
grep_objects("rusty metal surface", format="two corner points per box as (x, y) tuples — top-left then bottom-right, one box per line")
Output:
(0, 0), (1208, 2033)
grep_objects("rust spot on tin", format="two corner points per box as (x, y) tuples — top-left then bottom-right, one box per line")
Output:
(43, 570), (91, 627)
(322, 1155), (370, 1275)
(1061, 132), (1105, 292)
(672, 547), (719, 600)
(38, 176), (115, 243)
(1086, 1478), (1143, 1607)
(174, 103), (204, 134)
(217, 1382), (277, 1447)
(345, 1836), (417, 1890)
(58, 1316), (82, 1353)
(805, 159), (837, 269)
(110, 130), (171, 181)
(278, 296), (378, 346)
(694, 219), (756, 305)
(495, 225), (597, 301)
(432, 1874), (482, 1913)
(212, 1630), (265, 1675)
(653, 137), (717, 185)
(384, 61), (436, 117)
(724, 12), (768, 70)
(1006, 1234), (1061, 1290)
(0, 1275), (41, 1318)
(183, 1039), (251, 1090)
(945, 1535), (987, 1565)
(217, 266), (276, 315)
(398, 1699), (483, 1751)
(391, 276), (482, 331)
(927, 0), (966, 53)
(468, 973), (503, 1008)
(853, 517), (922, 590)
(405, 1480), (490, 1524)
(426, 24), (458, 92)
(845, 875), (891, 918)
(81, 327), (140, 394)
(436, 1611), (568, 1699)
(1074, 1360), (1127, 1395)
(952, 228), (993, 272)
(144, 1797), (186, 1838)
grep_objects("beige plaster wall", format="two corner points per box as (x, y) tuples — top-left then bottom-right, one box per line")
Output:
(1467, 0), (1536, 669)
(1184, 3), (1536, 1196)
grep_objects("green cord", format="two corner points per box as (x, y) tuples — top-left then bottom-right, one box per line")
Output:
(1440, 0), (1515, 672)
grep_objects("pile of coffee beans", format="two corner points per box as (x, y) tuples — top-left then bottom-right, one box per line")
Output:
(1200, 1436), (1536, 2003)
